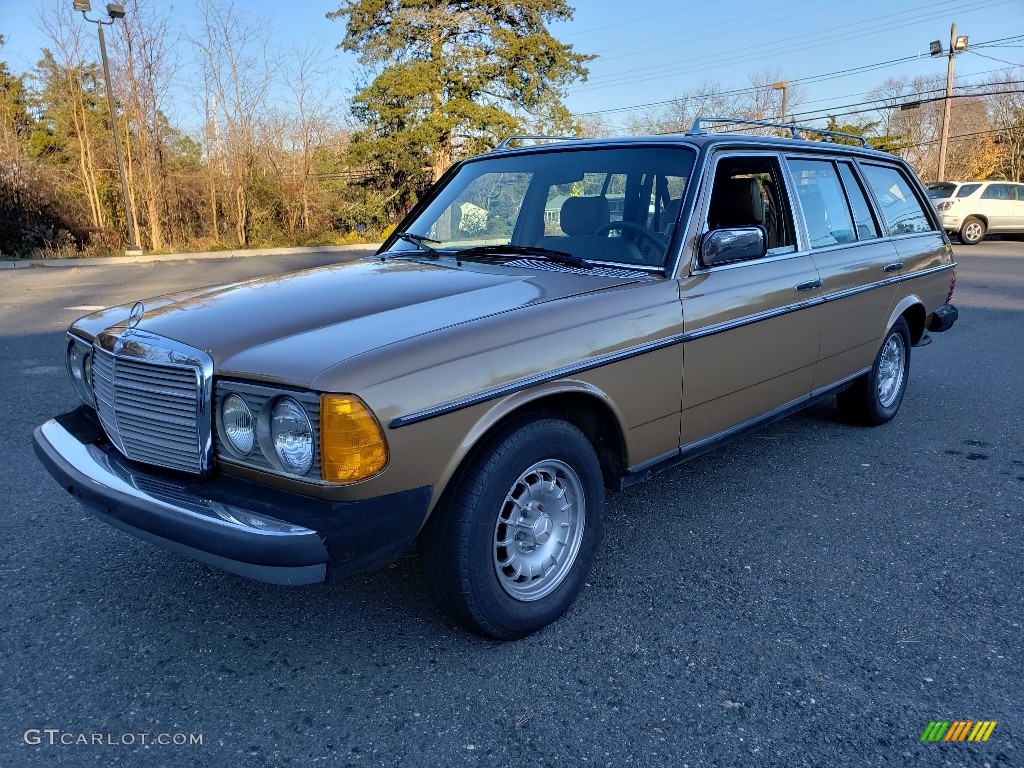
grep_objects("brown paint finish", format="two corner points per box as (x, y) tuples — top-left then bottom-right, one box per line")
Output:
(59, 133), (956, 522)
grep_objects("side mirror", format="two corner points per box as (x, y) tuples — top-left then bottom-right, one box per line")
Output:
(699, 227), (767, 268)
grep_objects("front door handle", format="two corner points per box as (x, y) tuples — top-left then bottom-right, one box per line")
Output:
(883, 262), (904, 272)
(795, 279), (822, 291)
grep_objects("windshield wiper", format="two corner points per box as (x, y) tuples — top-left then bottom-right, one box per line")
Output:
(454, 244), (593, 269)
(393, 231), (441, 258)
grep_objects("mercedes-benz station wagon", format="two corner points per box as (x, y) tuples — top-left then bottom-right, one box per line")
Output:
(34, 118), (958, 639)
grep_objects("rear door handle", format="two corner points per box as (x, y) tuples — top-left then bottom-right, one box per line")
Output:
(795, 279), (822, 291)
(883, 262), (903, 272)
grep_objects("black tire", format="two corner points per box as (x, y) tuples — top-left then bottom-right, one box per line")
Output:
(419, 417), (603, 640)
(958, 216), (986, 245)
(836, 317), (911, 426)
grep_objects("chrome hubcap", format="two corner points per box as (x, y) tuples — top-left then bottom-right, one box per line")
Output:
(964, 222), (982, 241)
(877, 332), (905, 408)
(493, 459), (585, 601)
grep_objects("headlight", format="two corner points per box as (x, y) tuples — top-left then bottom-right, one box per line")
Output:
(66, 338), (95, 406)
(221, 394), (255, 455)
(270, 397), (314, 475)
(320, 394), (388, 482)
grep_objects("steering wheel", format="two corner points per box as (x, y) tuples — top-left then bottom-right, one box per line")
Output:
(592, 221), (666, 254)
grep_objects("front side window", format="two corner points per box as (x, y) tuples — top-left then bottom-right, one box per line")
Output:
(706, 155), (796, 256)
(399, 147), (696, 268)
(860, 164), (934, 235)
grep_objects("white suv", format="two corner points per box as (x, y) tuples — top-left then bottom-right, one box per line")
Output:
(926, 181), (1024, 245)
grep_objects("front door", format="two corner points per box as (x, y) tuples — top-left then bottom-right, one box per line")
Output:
(678, 152), (821, 447)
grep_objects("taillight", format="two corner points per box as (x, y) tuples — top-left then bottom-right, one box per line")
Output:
(947, 266), (956, 303)
(936, 201), (954, 211)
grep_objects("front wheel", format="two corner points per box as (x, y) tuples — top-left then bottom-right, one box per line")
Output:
(959, 216), (986, 245)
(419, 418), (603, 640)
(836, 318), (911, 426)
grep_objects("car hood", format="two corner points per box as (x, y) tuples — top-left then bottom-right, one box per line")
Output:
(72, 257), (643, 386)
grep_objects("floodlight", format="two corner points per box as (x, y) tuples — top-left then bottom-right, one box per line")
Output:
(73, 0), (92, 12)
(954, 35), (968, 51)
(106, 3), (125, 18)
(929, 40), (943, 56)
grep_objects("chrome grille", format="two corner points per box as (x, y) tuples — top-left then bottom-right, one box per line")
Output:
(92, 345), (205, 474)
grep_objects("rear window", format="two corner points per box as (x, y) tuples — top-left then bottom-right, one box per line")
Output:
(862, 165), (934, 235)
(926, 183), (957, 199)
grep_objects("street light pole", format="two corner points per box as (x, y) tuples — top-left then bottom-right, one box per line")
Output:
(75, 1), (142, 255)
(932, 23), (968, 183)
(772, 81), (789, 124)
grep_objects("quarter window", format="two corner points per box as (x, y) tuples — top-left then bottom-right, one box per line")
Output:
(860, 164), (934, 235)
(957, 183), (981, 197)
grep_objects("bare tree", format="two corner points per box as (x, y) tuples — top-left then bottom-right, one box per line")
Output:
(110, 0), (180, 250)
(38, 3), (109, 232)
(193, 0), (276, 246)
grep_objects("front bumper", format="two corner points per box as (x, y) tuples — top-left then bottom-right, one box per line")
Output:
(33, 408), (431, 586)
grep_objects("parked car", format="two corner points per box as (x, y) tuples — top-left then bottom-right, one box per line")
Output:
(926, 180), (1024, 244)
(34, 118), (958, 639)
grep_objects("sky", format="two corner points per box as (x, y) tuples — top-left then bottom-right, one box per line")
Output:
(1, 0), (1022, 134)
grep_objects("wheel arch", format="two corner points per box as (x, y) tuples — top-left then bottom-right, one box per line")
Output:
(426, 382), (629, 516)
(887, 295), (926, 345)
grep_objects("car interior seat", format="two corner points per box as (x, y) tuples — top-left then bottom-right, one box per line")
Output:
(535, 196), (645, 264)
(708, 178), (766, 231)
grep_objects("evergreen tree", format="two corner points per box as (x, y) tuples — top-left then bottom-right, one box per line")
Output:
(329, 0), (592, 219)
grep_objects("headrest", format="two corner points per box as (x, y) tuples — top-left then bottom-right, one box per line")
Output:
(710, 178), (765, 228)
(560, 196), (610, 236)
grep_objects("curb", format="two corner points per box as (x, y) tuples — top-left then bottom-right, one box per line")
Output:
(0, 243), (382, 269)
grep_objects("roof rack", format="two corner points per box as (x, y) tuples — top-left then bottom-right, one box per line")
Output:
(492, 135), (579, 152)
(686, 117), (870, 148)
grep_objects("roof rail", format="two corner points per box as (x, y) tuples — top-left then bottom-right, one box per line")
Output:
(492, 135), (578, 152)
(687, 116), (870, 148)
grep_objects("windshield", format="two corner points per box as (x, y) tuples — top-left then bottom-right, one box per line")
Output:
(387, 146), (696, 268)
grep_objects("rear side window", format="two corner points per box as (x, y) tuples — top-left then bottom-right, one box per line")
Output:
(981, 184), (1011, 200)
(861, 165), (934, 235)
(957, 184), (981, 197)
(838, 163), (880, 240)
(787, 158), (856, 247)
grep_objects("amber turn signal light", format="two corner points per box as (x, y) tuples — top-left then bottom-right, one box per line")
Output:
(320, 395), (388, 482)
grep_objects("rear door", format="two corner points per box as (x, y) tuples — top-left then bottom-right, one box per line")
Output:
(784, 155), (900, 389)
(978, 183), (1016, 232)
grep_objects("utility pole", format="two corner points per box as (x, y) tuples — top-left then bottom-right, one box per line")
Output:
(932, 23), (968, 183)
(75, 1), (143, 255)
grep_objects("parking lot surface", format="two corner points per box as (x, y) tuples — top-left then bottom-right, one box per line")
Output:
(2, 241), (1021, 767)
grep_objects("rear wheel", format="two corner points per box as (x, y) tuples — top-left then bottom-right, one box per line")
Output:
(837, 318), (911, 426)
(959, 216), (986, 245)
(419, 417), (603, 640)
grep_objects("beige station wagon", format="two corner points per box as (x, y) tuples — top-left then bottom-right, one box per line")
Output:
(34, 118), (959, 639)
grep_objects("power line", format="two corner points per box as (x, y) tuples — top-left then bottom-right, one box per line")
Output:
(575, 0), (1007, 90)
(575, 39), (1022, 118)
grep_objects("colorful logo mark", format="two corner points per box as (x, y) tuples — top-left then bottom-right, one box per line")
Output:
(921, 721), (997, 742)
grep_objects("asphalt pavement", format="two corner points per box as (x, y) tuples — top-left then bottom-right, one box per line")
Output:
(1, 241), (1021, 767)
